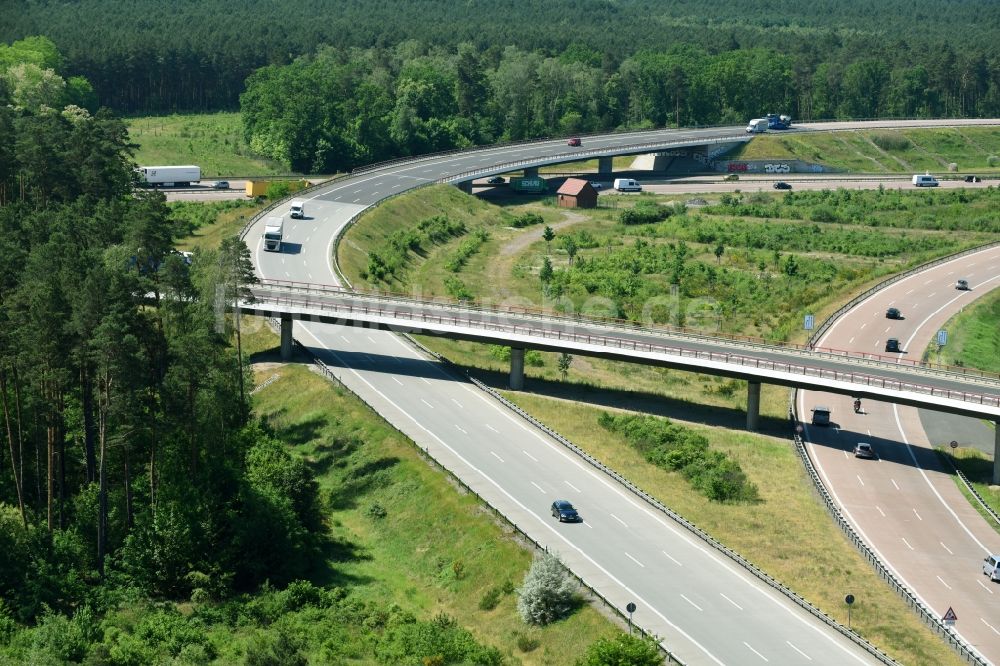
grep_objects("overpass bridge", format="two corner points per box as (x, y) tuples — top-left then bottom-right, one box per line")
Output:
(240, 280), (1000, 431)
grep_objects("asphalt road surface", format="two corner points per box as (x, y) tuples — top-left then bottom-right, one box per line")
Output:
(245, 120), (1000, 663)
(800, 244), (1000, 663)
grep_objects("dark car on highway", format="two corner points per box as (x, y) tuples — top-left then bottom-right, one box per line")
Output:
(885, 307), (902, 319)
(487, 176), (505, 185)
(853, 442), (876, 459)
(965, 175), (981, 183)
(885, 337), (901, 353)
(956, 279), (970, 290)
(213, 180), (230, 189)
(551, 500), (580, 522)
(773, 181), (792, 190)
(567, 137), (582, 147)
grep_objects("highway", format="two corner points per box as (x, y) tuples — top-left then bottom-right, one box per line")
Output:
(245, 120), (1000, 664)
(800, 244), (1000, 664)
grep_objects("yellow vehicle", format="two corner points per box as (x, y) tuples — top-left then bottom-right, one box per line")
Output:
(245, 180), (271, 197)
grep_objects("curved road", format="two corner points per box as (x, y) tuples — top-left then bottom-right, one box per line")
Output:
(246, 120), (999, 664)
(801, 246), (1000, 663)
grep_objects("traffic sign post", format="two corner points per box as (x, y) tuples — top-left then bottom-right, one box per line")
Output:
(845, 594), (855, 629)
(943, 606), (958, 627)
(626, 602), (636, 635)
(804, 314), (815, 331)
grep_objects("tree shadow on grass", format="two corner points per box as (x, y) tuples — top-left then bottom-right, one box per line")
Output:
(464, 367), (788, 436)
(308, 533), (374, 588)
(274, 416), (328, 448)
(303, 435), (364, 477)
(328, 456), (401, 510)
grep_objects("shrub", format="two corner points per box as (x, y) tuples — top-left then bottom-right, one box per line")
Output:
(444, 276), (474, 300)
(478, 586), (503, 611)
(516, 553), (577, 625)
(511, 212), (544, 228)
(515, 633), (541, 652)
(809, 205), (838, 223)
(577, 633), (662, 666)
(366, 503), (387, 519)
(620, 201), (672, 225)
(871, 132), (911, 151)
(987, 155), (999, 167)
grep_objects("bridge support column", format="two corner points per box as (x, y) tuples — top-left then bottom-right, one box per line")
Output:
(280, 314), (293, 361)
(523, 167), (538, 178)
(598, 156), (614, 174)
(509, 347), (525, 390)
(456, 180), (473, 194)
(993, 422), (1000, 486)
(746, 381), (761, 431)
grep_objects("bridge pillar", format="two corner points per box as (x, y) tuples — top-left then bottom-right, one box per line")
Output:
(994, 422), (1000, 486)
(523, 167), (539, 179)
(509, 347), (525, 390)
(598, 156), (614, 174)
(456, 180), (473, 194)
(280, 314), (293, 361)
(746, 381), (761, 431)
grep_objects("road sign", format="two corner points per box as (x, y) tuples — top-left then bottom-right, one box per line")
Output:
(950, 440), (959, 450)
(804, 314), (815, 330)
(626, 602), (636, 613)
(844, 594), (855, 605)
(937, 329), (948, 346)
(942, 606), (958, 626)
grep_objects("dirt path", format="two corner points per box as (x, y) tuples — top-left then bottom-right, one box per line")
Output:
(484, 209), (590, 300)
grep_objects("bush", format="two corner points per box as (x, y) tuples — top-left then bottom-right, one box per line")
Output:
(516, 553), (577, 626)
(871, 132), (911, 151)
(620, 201), (672, 225)
(577, 633), (662, 666)
(511, 212), (544, 228)
(515, 633), (540, 652)
(478, 586), (504, 611)
(366, 503), (387, 519)
(987, 155), (999, 167)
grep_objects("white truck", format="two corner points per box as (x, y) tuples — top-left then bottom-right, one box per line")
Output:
(263, 217), (283, 252)
(137, 165), (201, 187)
(746, 118), (768, 134)
(289, 200), (305, 219)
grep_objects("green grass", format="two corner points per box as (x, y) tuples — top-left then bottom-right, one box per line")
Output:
(937, 446), (1000, 535)
(241, 321), (621, 664)
(172, 199), (264, 252)
(504, 393), (963, 666)
(928, 289), (1000, 374)
(733, 127), (1000, 173)
(127, 112), (288, 177)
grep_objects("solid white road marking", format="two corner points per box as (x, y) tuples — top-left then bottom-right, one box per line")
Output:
(902, 538), (914, 550)
(564, 480), (581, 493)
(610, 513), (628, 527)
(625, 552), (645, 568)
(936, 575), (951, 590)
(786, 641), (812, 661)
(420, 398), (434, 408)
(680, 594), (702, 611)
(490, 451), (504, 463)
(530, 481), (546, 494)
(522, 450), (538, 462)
(662, 550), (682, 566)
(744, 641), (769, 661)
(720, 593), (743, 610)
(940, 542), (953, 554)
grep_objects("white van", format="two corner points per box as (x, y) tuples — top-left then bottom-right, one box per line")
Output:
(613, 178), (642, 192)
(984, 554), (1000, 582)
(746, 118), (768, 133)
(912, 174), (938, 187)
(289, 200), (305, 218)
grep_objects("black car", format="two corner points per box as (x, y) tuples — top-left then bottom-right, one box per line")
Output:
(486, 176), (505, 185)
(551, 500), (580, 522)
(964, 175), (981, 183)
(885, 307), (902, 319)
(773, 181), (792, 190)
(885, 337), (901, 353)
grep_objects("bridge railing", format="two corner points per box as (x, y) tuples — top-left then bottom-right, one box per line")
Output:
(251, 278), (1000, 390)
(246, 291), (1000, 410)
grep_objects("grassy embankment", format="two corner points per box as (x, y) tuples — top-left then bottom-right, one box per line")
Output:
(127, 112), (287, 177)
(927, 289), (1000, 524)
(236, 322), (620, 663)
(335, 182), (999, 662)
(735, 126), (1000, 173)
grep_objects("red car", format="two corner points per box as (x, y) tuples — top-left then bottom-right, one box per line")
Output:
(567, 137), (581, 147)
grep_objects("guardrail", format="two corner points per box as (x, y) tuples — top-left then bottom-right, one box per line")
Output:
(245, 290), (1000, 410)
(268, 324), (680, 662)
(397, 333), (897, 664)
(954, 469), (1000, 528)
(787, 399), (988, 665)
